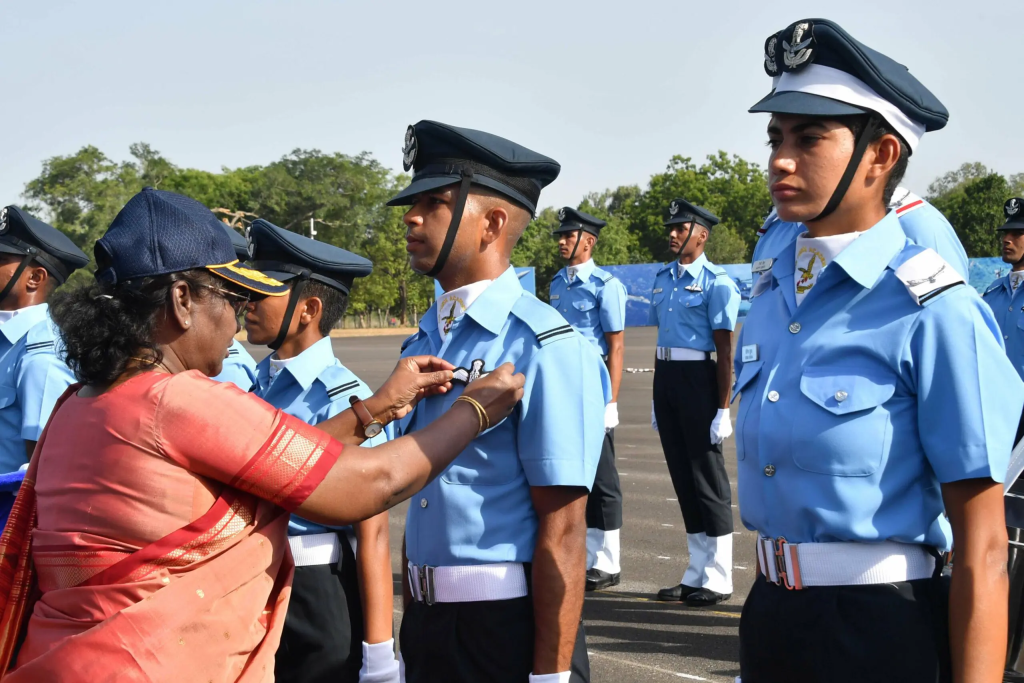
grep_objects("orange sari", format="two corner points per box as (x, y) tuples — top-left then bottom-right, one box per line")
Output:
(0, 371), (343, 682)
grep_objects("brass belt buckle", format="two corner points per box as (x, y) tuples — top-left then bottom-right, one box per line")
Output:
(773, 537), (802, 590)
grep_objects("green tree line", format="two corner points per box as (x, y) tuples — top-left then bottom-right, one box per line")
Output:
(17, 144), (1021, 325)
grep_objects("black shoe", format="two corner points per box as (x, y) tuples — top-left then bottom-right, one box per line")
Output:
(585, 568), (620, 591)
(685, 587), (731, 607)
(656, 583), (700, 601)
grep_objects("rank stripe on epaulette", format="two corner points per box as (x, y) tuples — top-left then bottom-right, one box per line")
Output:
(227, 349), (239, 357)
(24, 342), (53, 351)
(326, 381), (360, 397)
(600, 274), (613, 283)
(917, 282), (963, 305)
(896, 199), (924, 215)
(536, 325), (573, 343)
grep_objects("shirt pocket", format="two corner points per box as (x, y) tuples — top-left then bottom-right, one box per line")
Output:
(793, 369), (896, 476)
(732, 361), (763, 462)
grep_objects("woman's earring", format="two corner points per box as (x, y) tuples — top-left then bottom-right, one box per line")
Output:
(185, 320), (190, 327)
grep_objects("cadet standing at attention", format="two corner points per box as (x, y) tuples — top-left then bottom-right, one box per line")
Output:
(0, 206), (88, 468)
(650, 198), (740, 607)
(550, 207), (627, 591)
(243, 219), (399, 683)
(391, 120), (609, 683)
(735, 18), (1022, 682)
(210, 221), (259, 390)
(982, 198), (1024, 442)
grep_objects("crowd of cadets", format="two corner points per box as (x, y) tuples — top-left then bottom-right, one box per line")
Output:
(1, 14), (1023, 683)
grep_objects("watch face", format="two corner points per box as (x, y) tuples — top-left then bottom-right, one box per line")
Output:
(365, 422), (384, 438)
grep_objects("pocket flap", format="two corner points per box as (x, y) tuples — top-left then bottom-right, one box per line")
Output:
(731, 360), (763, 404)
(572, 299), (597, 312)
(799, 370), (895, 415)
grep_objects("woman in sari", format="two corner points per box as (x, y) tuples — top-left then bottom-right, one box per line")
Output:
(0, 188), (524, 682)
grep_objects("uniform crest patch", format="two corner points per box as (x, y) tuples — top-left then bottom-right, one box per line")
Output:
(782, 22), (814, 71)
(402, 125), (418, 172)
(0, 207), (8, 235)
(558, 208), (567, 221)
(764, 35), (778, 75)
(1007, 198), (1021, 218)
(669, 201), (680, 217)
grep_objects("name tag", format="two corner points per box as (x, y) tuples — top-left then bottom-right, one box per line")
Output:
(652, 288), (663, 295)
(752, 258), (774, 274)
(550, 295), (559, 300)
(741, 344), (759, 363)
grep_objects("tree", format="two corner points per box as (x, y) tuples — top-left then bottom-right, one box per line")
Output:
(930, 173), (1009, 258)
(926, 162), (991, 200)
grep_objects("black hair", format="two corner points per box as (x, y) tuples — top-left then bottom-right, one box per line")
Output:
(302, 280), (349, 336)
(50, 270), (218, 386)
(838, 115), (910, 206)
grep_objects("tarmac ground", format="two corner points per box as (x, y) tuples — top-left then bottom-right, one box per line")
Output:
(243, 325), (752, 682)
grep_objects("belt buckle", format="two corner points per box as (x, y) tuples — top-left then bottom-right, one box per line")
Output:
(772, 537), (801, 590)
(418, 565), (436, 605)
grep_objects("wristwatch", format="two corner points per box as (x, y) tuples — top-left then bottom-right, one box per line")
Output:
(349, 395), (384, 438)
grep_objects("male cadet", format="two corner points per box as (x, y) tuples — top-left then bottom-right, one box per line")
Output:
(211, 221), (259, 389)
(649, 198), (740, 607)
(389, 120), (609, 683)
(549, 207), (627, 591)
(243, 219), (399, 683)
(983, 198), (1024, 442)
(0, 206), (88, 469)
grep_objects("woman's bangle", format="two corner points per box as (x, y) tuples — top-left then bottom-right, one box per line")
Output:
(455, 395), (489, 434)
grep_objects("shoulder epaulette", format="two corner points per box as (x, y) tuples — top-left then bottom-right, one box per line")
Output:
(889, 187), (926, 217)
(511, 294), (577, 347)
(756, 209), (779, 237)
(23, 318), (59, 354)
(326, 379), (362, 401)
(401, 330), (423, 352)
(983, 279), (1005, 296)
(590, 266), (615, 285)
(24, 340), (54, 354)
(893, 247), (965, 306)
(227, 347), (240, 357)
(656, 262), (674, 275)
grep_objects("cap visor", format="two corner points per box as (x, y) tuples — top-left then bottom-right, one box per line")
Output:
(387, 176), (460, 206)
(998, 220), (1024, 231)
(0, 241), (25, 257)
(207, 261), (290, 296)
(748, 90), (869, 118)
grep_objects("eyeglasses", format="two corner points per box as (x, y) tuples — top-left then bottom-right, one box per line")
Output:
(200, 284), (254, 316)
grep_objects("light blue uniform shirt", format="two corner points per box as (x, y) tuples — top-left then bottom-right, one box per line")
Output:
(648, 253), (740, 351)
(252, 335), (389, 537)
(982, 274), (1024, 381)
(0, 304), (76, 473)
(212, 339), (258, 390)
(399, 266), (611, 566)
(752, 193), (970, 281)
(549, 260), (627, 356)
(733, 212), (1022, 552)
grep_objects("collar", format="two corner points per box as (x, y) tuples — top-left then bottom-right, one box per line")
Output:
(464, 266), (523, 335)
(0, 304), (48, 345)
(831, 211), (908, 288)
(676, 253), (709, 280)
(567, 259), (595, 283)
(274, 336), (337, 392)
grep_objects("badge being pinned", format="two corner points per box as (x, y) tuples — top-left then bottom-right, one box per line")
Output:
(452, 359), (489, 385)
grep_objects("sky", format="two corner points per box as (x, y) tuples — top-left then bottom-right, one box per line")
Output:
(3, 0), (1022, 214)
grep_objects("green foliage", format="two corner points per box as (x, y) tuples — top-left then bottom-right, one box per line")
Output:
(929, 172), (1009, 258)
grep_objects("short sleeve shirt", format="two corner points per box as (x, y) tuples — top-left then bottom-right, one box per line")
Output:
(648, 254), (740, 351)
(549, 261), (627, 356)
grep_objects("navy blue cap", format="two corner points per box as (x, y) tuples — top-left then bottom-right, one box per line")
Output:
(1000, 198), (1024, 230)
(220, 222), (253, 262)
(249, 219), (373, 295)
(0, 206), (88, 284)
(552, 207), (607, 237)
(664, 199), (719, 229)
(751, 19), (948, 152)
(386, 121), (560, 214)
(95, 188), (288, 296)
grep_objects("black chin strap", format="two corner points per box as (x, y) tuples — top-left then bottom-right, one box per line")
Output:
(674, 223), (696, 261)
(566, 229), (584, 263)
(424, 169), (475, 279)
(811, 115), (882, 222)
(268, 269), (311, 352)
(0, 251), (36, 309)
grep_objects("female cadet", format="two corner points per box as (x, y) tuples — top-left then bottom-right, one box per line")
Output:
(734, 18), (1023, 683)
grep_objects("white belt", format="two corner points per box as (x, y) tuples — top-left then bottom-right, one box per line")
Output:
(756, 537), (936, 589)
(656, 346), (708, 361)
(289, 532), (341, 567)
(408, 561), (528, 605)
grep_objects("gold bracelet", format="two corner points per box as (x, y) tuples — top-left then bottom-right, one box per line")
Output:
(455, 395), (489, 434)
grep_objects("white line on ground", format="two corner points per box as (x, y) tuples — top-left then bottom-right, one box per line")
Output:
(587, 651), (710, 681)
(661, 523), (674, 527)
(658, 556), (672, 560)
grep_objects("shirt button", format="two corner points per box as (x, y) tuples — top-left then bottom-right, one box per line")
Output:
(674, 288), (678, 292)
(767, 390), (780, 402)
(764, 464), (776, 477)
(789, 322), (802, 334)
(420, 498), (428, 508)
(834, 390), (848, 402)
(669, 308), (673, 312)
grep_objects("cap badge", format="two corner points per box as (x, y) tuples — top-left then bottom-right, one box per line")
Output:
(244, 224), (255, 259)
(558, 208), (567, 221)
(763, 35), (778, 76)
(669, 200), (680, 217)
(0, 207), (7, 235)
(402, 125), (418, 172)
(782, 22), (814, 71)
(1007, 198), (1021, 218)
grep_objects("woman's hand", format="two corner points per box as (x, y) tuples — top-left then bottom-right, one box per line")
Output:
(460, 362), (525, 427)
(366, 356), (456, 424)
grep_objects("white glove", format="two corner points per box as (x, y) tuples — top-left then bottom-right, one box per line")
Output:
(604, 402), (619, 431)
(651, 400), (659, 432)
(359, 639), (400, 683)
(710, 408), (733, 445)
(529, 673), (572, 683)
